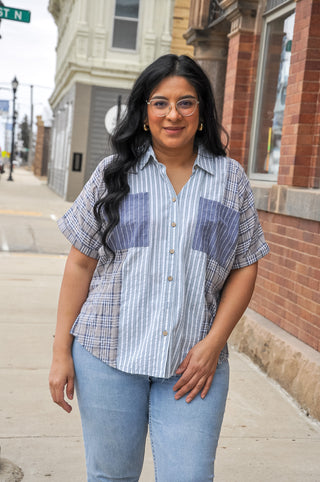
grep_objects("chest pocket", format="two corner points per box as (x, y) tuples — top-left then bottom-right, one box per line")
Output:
(108, 192), (150, 251)
(192, 197), (239, 268)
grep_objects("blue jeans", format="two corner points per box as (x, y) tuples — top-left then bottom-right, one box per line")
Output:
(72, 340), (229, 482)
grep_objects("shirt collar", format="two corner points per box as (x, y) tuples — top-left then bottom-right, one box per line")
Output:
(138, 145), (157, 170)
(193, 145), (216, 176)
(137, 144), (217, 175)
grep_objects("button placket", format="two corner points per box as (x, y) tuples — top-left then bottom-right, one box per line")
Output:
(164, 192), (178, 339)
(168, 193), (178, 283)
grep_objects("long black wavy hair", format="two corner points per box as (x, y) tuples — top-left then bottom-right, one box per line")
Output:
(94, 54), (228, 255)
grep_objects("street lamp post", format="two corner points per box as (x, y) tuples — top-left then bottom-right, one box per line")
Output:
(7, 76), (19, 182)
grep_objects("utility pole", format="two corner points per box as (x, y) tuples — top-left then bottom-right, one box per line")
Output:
(27, 84), (34, 166)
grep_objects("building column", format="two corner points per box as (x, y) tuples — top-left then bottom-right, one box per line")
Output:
(278, 0), (320, 188)
(159, 0), (175, 56)
(141, 0), (156, 64)
(220, 0), (260, 168)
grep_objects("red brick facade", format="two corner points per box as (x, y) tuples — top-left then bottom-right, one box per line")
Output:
(279, 0), (320, 187)
(33, 116), (50, 178)
(251, 211), (320, 351)
(187, 0), (320, 354)
(223, 0), (320, 353)
(222, 31), (260, 171)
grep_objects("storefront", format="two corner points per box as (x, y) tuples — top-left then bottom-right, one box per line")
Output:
(185, 0), (320, 418)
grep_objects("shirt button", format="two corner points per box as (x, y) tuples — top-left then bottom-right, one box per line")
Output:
(172, 197), (176, 202)
(163, 330), (168, 336)
(171, 222), (176, 227)
(167, 276), (173, 281)
(169, 249), (175, 254)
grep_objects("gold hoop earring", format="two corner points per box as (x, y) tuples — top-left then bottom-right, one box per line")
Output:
(198, 122), (204, 132)
(143, 123), (149, 132)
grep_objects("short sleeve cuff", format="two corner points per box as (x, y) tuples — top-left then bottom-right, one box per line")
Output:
(58, 216), (100, 259)
(232, 242), (269, 269)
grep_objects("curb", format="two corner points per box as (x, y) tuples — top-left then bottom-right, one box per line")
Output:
(230, 308), (320, 421)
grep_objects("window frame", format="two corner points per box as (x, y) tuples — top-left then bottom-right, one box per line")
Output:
(110, 0), (141, 52)
(248, 1), (296, 182)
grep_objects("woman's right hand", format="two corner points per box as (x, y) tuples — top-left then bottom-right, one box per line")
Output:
(49, 351), (75, 413)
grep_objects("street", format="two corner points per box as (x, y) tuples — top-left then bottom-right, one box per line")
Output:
(0, 167), (320, 481)
(0, 167), (153, 481)
(0, 168), (70, 255)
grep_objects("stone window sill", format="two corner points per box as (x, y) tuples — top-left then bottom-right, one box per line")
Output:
(251, 182), (320, 222)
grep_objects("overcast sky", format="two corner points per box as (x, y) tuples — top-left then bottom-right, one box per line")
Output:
(0, 0), (57, 125)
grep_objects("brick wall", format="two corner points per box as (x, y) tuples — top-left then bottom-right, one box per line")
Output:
(33, 116), (50, 177)
(250, 210), (320, 351)
(171, 0), (194, 56)
(222, 30), (260, 171)
(189, 0), (320, 354)
(278, 0), (320, 188)
(219, 0), (320, 355)
(33, 116), (44, 177)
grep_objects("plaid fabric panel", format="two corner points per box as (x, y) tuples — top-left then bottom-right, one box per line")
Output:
(192, 197), (240, 268)
(223, 161), (270, 269)
(58, 159), (109, 258)
(71, 250), (127, 366)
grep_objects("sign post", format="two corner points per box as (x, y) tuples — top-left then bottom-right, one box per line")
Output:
(0, 6), (31, 23)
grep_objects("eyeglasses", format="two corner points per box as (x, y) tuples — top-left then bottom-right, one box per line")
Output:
(146, 98), (199, 117)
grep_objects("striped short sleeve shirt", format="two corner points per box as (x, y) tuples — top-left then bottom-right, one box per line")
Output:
(58, 145), (269, 378)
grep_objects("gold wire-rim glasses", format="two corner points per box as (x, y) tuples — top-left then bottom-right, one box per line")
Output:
(146, 98), (199, 117)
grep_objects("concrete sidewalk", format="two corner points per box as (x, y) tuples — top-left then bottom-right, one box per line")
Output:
(1, 168), (320, 481)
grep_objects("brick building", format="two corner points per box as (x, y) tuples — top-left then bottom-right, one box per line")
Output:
(33, 116), (51, 177)
(170, 0), (194, 55)
(184, 0), (320, 419)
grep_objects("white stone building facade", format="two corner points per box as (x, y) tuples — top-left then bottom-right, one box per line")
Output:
(48, 0), (175, 201)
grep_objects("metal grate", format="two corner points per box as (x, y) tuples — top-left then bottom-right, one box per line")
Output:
(208, 0), (224, 25)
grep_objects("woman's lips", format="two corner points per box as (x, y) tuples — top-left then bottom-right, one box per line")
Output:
(163, 126), (184, 133)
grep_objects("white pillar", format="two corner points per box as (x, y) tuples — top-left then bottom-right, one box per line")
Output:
(141, 0), (156, 65)
(159, 0), (174, 55)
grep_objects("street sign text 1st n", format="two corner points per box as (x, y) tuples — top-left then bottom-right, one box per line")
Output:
(0, 6), (31, 23)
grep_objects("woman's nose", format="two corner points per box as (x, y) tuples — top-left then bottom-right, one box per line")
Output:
(166, 103), (182, 119)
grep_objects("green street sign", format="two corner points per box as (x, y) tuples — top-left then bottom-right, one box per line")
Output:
(0, 6), (31, 23)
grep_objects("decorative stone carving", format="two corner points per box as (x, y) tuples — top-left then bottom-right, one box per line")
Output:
(184, 0), (229, 119)
(219, 0), (259, 36)
(208, 0), (225, 26)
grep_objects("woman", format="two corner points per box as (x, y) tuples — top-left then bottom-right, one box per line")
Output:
(49, 54), (269, 481)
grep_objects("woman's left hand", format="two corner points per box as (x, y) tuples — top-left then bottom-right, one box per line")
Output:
(173, 337), (220, 403)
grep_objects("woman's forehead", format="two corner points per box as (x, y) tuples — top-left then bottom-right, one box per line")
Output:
(150, 76), (197, 98)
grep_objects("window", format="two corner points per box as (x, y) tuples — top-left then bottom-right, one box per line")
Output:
(249, 3), (295, 180)
(112, 0), (140, 50)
